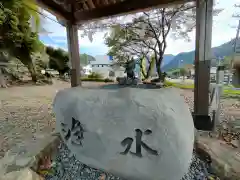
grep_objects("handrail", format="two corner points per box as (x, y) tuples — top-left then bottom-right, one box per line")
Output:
(209, 66), (224, 131)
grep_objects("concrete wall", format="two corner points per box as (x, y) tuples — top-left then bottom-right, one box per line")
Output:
(91, 64), (112, 78)
(90, 55), (112, 78)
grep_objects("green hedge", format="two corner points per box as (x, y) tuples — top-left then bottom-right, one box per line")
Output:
(81, 77), (114, 83)
(87, 72), (103, 79)
(164, 81), (194, 89)
(165, 81), (240, 96)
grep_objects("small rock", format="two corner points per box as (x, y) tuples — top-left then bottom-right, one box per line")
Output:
(230, 139), (239, 148)
(15, 157), (34, 167)
(1, 168), (43, 180)
(99, 174), (106, 180)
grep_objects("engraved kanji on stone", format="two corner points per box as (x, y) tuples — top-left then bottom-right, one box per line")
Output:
(120, 129), (159, 157)
(61, 117), (85, 146)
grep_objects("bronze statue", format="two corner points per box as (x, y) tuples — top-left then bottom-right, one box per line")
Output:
(125, 58), (136, 80)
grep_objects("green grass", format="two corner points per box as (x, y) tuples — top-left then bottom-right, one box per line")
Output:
(164, 81), (194, 89)
(223, 89), (240, 96)
(165, 80), (240, 96)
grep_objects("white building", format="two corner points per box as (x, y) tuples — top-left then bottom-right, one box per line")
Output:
(82, 64), (92, 76)
(190, 67), (217, 76)
(90, 55), (125, 78)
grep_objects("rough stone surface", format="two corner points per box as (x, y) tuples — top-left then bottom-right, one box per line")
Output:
(0, 133), (60, 177)
(53, 86), (194, 180)
(196, 136), (240, 180)
(0, 168), (43, 180)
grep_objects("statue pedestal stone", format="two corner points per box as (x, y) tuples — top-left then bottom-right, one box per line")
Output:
(53, 86), (194, 180)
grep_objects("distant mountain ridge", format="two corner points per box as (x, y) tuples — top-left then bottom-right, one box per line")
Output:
(161, 54), (175, 67)
(162, 39), (234, 71)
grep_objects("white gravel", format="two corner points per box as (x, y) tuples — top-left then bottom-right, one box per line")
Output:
(44, 142), (215, 180)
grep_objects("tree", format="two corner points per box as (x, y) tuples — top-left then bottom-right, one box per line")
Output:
(79, 53), (96, 65)
(106, 24), (156, 79)
(0, 0), (43, 82)
(46, 46), (70, 76)
(179, 68), (187, 80)
(233, 3), (240, 18)
(104, 3), (221, 80)
(222, 56), (232, 69)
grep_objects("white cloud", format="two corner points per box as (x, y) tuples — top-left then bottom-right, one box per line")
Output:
(165, 0), (238, 54)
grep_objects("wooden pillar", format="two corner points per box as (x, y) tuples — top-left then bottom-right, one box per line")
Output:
(67, 22), (81, 87)
(193, 0), (213, 130)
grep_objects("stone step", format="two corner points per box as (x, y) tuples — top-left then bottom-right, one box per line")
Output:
(196, 136), (240, 180)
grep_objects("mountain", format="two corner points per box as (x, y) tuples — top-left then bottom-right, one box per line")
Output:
(162, 39), (234, 71)
(161, 54), (175, 67)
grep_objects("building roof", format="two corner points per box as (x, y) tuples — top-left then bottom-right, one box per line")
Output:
(36, 0), (193, 23)
(91, 55), (112, 65)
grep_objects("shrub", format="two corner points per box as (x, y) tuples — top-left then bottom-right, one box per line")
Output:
(104, 78), (114, 83)
(164, 81), (174, 87)
(88, 72), (102, 79)
(164, 81), (194, 89)
(81, 77), (114, 83)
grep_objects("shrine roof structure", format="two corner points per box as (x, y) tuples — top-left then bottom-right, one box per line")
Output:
(36, 0), (194, 23)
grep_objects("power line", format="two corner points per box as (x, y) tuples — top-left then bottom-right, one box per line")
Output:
(25, 4), (62, 25)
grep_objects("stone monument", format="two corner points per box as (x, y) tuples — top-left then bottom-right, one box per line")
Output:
(53, 86), (194, 180)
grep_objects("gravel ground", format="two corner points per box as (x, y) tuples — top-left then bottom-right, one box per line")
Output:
(180, 89), (240, 138)
(43, 142), (216, 180)
(0, 80), (110, 158)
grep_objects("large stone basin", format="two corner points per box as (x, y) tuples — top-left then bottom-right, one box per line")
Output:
(53, 85), (195, 180)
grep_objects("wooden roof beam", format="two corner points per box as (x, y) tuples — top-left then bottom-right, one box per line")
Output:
(36, 0), (73, 21)
(74, 0), (193, 23)
(87, 0), (96, 9)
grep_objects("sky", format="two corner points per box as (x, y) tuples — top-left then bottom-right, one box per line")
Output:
(39, 0), (239, 57)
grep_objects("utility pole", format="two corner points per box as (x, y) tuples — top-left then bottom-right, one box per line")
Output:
(230, 20), (240, 85)
(231, 20), (240, 67)
(178, 59), (183, 78)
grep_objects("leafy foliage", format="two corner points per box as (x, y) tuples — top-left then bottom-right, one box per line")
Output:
(0, 0), (43, 82)
(179, 68), (188, 76)
(81, 77), (114, 82)
(233, 3), (240, 18)
(104, 3), (212, 79)
(100, 2), (221, 80)
(87, 72), (103, 79)
(80, 53), (96, 65)
(46, 46), (70, 75)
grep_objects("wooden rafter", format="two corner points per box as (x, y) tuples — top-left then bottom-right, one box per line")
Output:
(87, 0), (96, 9)
(95, 0), (102, 7)
(36, 0), (72, 20)
(66, 0), (77, 7)
(74, 0), (193, 23)
(83, 1), (89, 10)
